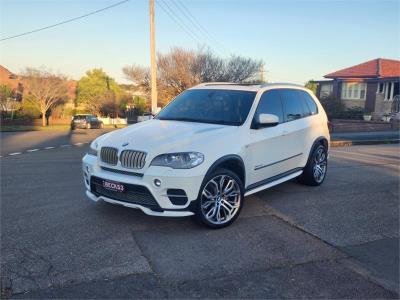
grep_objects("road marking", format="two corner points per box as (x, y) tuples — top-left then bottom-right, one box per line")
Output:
(4, 141), (90, 157)
(9, 152), (22, 156)
(331, 149), (399, 161)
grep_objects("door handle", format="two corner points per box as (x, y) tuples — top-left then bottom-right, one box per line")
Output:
(282, 130), (289, 136)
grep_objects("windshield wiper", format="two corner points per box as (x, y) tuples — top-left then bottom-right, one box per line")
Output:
(158, 117), (240, 126)
(158, 117), (199, 122)
(200, 119), (241, 126)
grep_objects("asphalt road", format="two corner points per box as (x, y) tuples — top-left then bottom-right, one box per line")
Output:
(0, 132), (399, 298)
(1, 128), (399, 158)
(0, 129), (113, 156)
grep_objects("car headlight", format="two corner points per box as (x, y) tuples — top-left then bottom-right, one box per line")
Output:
(87, 141), (98, 156)
(150, 152), (204, 169)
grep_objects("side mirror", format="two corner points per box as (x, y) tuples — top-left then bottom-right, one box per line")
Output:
(253, 113), (279, 129)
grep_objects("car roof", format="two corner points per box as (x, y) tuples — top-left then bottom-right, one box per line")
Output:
(189, 82), (306, 92)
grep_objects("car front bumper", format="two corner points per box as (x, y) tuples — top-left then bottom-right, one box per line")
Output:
(82, 154), (204, 217)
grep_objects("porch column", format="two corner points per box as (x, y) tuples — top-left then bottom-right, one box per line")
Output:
(389, 82), (394, 101)
(384, 83), (389, 100)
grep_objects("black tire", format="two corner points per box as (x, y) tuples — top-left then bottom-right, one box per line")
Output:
(299, 144), (328, 186)
(194, 168), (244, 229)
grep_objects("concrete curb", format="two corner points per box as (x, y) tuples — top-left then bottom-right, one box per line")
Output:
(330, 139), (400, 147)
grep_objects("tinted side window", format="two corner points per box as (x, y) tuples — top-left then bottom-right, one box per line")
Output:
(299, 90), (318, 115)
(254, 90), (284, 123)
(280, 89), (307, 121)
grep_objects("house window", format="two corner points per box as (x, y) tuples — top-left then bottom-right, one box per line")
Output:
(341, 82), (367, 100)
(320, 83), (333, 99)
(383, 81), (398, 101)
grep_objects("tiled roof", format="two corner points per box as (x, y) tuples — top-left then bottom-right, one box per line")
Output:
(324, 58), (400, 79)
(0, 65), (20, 88)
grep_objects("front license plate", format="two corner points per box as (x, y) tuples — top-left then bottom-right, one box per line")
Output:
(102, 180), (125, 192)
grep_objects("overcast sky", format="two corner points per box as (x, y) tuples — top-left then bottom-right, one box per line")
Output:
(1, 0), (399, 84)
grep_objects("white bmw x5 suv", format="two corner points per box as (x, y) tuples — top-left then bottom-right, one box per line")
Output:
(82, 83), (330, 228)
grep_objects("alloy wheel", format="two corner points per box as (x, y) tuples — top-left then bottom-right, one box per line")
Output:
(313, 147), (327, 183)
(200, 175), (241, 225)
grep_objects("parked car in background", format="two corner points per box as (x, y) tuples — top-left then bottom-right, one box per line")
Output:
(137, 112), (153, 123)
(82, 83), (330, 228)
(71, 115), (104, 130)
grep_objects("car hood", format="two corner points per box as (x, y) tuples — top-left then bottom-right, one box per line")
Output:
(97, 119), (237, 154)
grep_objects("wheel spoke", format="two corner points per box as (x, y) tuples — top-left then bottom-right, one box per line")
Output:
(219, 176), (226, 193)
(216, 204), (222, 222)
(223, 179), (234, 194)
(201, 200), (214, 209)
(206, 204), (217, 219)
(220, 203), (232, 219)
(225, 190), (239, 198)
(202, 189), (214, 199)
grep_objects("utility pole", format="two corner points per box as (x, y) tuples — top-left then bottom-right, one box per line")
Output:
(149, 0), (158, 114)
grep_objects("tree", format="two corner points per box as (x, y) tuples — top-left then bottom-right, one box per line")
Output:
(133, 96), (148, 115)
(23, 68), (68, 126)
(123, 48), (263, 105)
(76, 69), (122, 116)
(0, 84), (20, 119)
(0, 84), (12, 112)
(305, 80), (318, 95)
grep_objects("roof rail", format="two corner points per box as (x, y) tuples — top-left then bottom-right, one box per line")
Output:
(260, 82), (304, 88)
(194, 82), (261, 87)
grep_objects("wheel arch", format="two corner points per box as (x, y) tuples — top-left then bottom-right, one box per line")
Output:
(307, 136), (329, 161)
(205, 155), (246, 186)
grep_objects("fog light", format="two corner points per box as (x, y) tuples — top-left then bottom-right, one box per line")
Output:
(154, 179), (162, 187)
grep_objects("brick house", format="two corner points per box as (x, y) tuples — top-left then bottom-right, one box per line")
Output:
(0, 65), (24, 101)
(315, 58), (400, 117)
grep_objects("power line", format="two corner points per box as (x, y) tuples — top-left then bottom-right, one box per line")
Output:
(173, 0), (229, 55)
(169, 1), (211, 43)
(156, 0), (202, 44)
(0, 0), (130, 42)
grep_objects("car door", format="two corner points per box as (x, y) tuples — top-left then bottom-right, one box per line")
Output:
(247, 90), (291, 186)
(278, 89), (313, 171)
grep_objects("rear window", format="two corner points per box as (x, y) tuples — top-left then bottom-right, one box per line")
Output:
(299, 90), (318, 115)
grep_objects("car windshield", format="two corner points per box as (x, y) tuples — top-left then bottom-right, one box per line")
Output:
(156, 89), (256, 126)
(74, 115), (93, 120)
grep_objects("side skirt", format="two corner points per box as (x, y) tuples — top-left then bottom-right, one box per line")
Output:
(244, 168), (303, 196)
